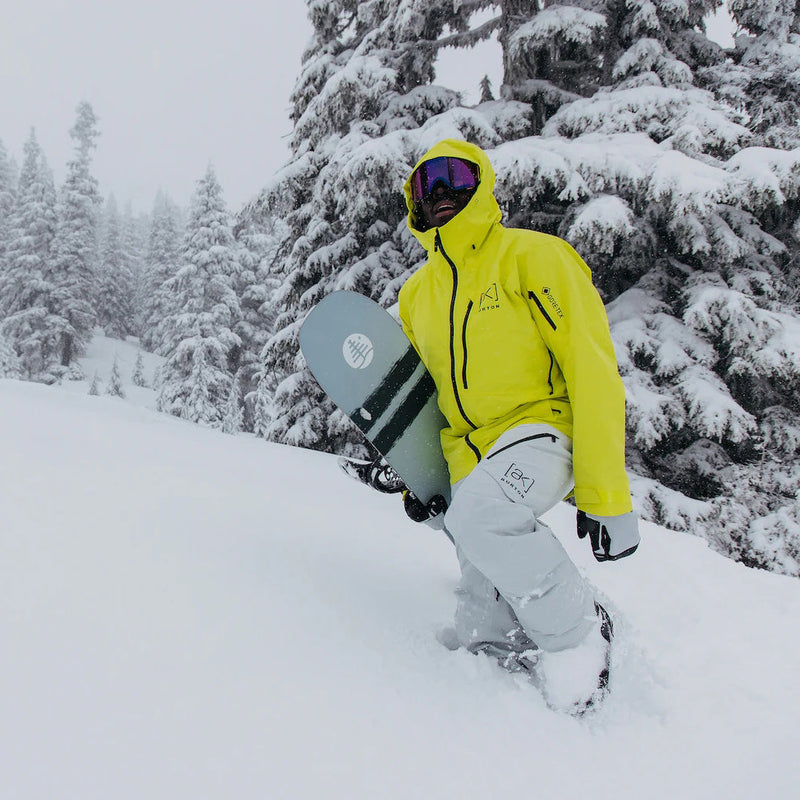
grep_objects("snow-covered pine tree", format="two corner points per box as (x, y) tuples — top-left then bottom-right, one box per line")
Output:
(232, 215), (286, 431)
(479, 74), (495, 103)
(131, 350), (147, 387)
(88, 370), (100, 395)
(0, 129), (61, 379)
(156, 166), (241, 428)
(221, 379), (244, 434)
(244, 0), (502, 453)
(251, 367), (275, 439)
(121, 203), (148, 337)
(96, 196), (136, 339)
(139, 192), (182, 354)
(49, 101), (101, 366)
(0, 332), (21, 378)
(0, 139), (16, 270)
(180, 346), (218, 427)
(106, 354), (125, 398)
(96, 195), (121, 327)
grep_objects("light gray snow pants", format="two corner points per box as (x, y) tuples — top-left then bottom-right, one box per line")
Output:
(445, 424), (596, 653)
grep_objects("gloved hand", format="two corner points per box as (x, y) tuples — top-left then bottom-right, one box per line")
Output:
(576, 510), (640, 562)
(403, 490), (448, 530)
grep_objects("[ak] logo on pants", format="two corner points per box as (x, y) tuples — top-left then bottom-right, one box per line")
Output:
(500, 462), (535, 498)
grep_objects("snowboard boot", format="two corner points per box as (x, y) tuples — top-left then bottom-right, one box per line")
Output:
(534, 602), (613, 715)
(468, 624), (540, 676)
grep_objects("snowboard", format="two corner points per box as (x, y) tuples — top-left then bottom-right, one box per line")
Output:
(299, 290), (451, 506)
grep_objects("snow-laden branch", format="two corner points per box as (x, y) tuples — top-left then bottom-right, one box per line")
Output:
(401, 13), (501, 52)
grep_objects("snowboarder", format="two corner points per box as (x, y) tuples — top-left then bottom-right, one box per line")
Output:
(347, 139), (639, 713)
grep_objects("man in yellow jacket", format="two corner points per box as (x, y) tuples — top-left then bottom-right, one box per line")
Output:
(398, 139), (639, 712)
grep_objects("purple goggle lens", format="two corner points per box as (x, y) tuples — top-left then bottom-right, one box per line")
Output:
(410, 156), (480, 203)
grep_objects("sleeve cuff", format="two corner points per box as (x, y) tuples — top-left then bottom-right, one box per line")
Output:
(574, 486), (633, 517)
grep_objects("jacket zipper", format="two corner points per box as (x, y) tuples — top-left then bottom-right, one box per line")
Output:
(435, 231), (481, 461)
(528, 290), (557, 331)
(461, 300), (473, 389)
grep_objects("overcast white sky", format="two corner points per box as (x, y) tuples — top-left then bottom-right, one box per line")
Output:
(1, 1), (312, 213)
(1, 2), (735, 216)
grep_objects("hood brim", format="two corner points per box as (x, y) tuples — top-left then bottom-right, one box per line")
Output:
(404, 139), (498, 233)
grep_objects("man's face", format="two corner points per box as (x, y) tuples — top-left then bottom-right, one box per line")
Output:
(417, 184), (475, 230)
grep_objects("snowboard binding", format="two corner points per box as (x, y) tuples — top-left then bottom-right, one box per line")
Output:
(338, 455), (407, 494)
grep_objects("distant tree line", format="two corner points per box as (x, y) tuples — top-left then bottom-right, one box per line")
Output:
(0, 102), (286, 434)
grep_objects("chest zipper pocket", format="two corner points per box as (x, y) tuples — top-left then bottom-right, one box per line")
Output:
(461, 300), (473, 390)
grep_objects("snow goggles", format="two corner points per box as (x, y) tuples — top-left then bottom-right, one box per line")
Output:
(410, 156), (481, 203)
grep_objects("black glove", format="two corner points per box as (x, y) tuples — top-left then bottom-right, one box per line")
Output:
(577, 510), (640, 562)
(403, 491), (448, 528)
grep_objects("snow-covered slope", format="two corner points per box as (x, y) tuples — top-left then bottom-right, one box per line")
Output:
(1, 367), (799, 799)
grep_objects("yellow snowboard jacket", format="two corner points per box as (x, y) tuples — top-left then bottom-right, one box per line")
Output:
(398, 140), (632, 516)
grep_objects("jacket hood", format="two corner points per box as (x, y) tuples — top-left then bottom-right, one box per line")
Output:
(404, 139), (502, 255)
